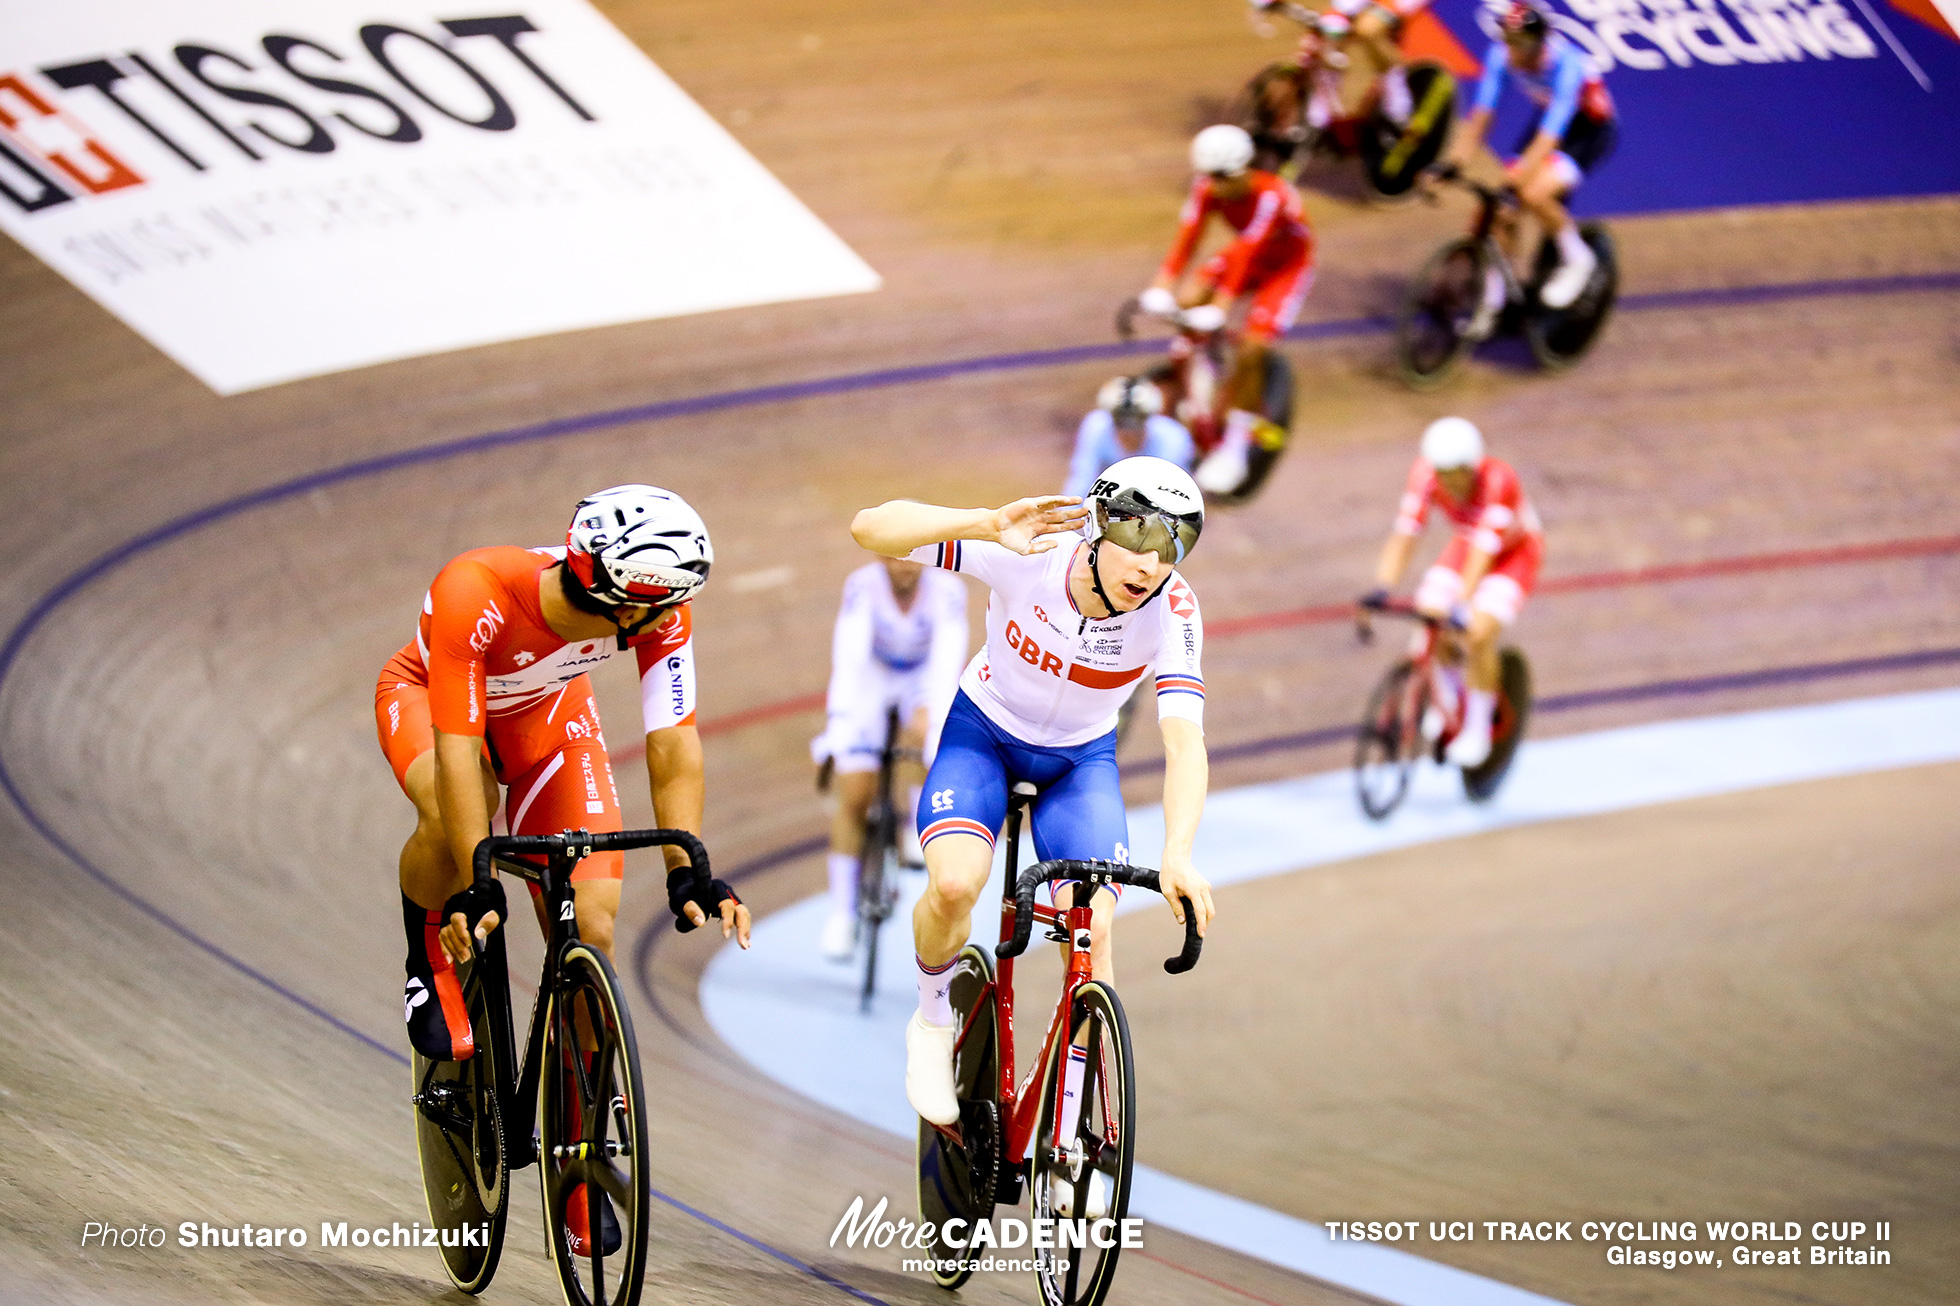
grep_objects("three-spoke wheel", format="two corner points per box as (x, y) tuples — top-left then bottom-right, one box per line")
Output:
(1028, 981), (1136, 1306)
(1355, 658), (1426, 820)
(540, 942), (651, 1306)
(411, 950), (510, 1293)
(917, 945), (1001, 1291)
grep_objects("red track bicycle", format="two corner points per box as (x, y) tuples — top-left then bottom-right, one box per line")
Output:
(1353, 597), (1533, 818)
(916, 783), (1202, 1306)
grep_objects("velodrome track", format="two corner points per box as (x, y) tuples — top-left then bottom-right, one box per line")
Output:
(2, 2), (1959, 1304)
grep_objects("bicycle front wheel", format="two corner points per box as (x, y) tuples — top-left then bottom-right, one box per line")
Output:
(540, 942), (651, 1306)
(411, 946), (510, 1293)
(917, 945), (1000, 1291)
(1029, 981), (1136, 1306)
(1397, 238), (1483, 388)
(857, 802), (898, 1011)
(1355, 659), (1425, 820)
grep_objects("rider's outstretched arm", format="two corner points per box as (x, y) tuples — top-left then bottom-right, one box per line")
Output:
(851, 497), (1087, 559)
(1374, 531), (1417, 589)
(1159, 717), (1215, 934)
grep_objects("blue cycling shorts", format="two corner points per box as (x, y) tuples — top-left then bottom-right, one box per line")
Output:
(917, 691), (1131, 874)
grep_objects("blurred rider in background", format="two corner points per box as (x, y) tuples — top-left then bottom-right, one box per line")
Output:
(1362, 418), (1543, 767)
(1442, 0), (1617, 322)
(812, 556), (968, 960)
(1142, 124), (1314, 489)
(1064, 375), (1196, 499)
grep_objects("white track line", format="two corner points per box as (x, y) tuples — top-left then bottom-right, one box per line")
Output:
(701, 688), (1960, 1304)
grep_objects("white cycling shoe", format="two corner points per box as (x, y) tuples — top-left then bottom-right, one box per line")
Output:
(1539, 240), (1598, 310)
(905, 1012), (961, 1126)
(819, 911), (855, 963)
(1052, 1171), (1110, 1221)
(1445, 721), (1493, 768)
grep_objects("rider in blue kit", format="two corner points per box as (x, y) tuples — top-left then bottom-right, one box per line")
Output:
(1448, 0), (1619, 324)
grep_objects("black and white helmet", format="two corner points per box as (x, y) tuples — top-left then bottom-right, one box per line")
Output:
(565, 485), (713, 608)
(1084, 456), (1205, 564)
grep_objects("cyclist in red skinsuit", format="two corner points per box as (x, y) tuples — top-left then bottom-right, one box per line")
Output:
(377, 486), (748, 1257)
(1364, 418), (1543, 767)
(1144, 125), (1316, 470)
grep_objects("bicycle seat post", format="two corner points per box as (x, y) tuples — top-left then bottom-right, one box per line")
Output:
(1004, 782), (1037, 887)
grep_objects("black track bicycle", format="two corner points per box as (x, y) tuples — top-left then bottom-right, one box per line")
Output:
(410, 827), (714, 1305)
(917, 783), (1202, 1306)
(1396, 165), (1618, 387)
(854, 705), (922, 1011)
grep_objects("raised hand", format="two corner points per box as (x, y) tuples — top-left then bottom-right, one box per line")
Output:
(991, 496), (1089, 555)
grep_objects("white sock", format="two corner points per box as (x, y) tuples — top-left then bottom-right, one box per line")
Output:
(827, 852), (858, 918)
(1464, 688), (1496, 735)
(1060, 1044), (1088, 1140)
(1481, 264), (1507, 312)
(1439, 664), (1466, 714)
(1556, 219), (1589, 264)
(1381, 66), (1412, 123)
(917, 955), (956, 1026)
(1221, 408), (1257, 454)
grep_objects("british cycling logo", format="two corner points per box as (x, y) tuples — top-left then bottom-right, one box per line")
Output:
(829, 1196), (1142, 1272)
(1476, 0), (1881, 74)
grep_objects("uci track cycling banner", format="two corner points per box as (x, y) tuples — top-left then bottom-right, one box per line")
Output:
(1424, 0), (1960, 214)
(0, 1), (880, 394)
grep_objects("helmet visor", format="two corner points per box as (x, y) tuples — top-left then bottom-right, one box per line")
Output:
(1093, 500), (1199, 564)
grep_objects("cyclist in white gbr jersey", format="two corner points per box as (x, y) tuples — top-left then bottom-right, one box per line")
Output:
(850, 456), (1217, 1127)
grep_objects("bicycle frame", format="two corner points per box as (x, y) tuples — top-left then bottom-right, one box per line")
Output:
(1360, 601), (1467, 748)
(467, 828), (711, 1170)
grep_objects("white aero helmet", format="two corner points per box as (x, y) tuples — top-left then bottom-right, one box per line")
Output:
(1420, 417), (1485, 469)
(1191, 124), (1255, 177)
(1084, 455), (1205, 565)
(1096, 375), (1166, 424)
(565, 484), (713, 609)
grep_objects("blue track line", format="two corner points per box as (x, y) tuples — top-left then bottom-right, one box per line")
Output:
(0, 267), (1953, 1305)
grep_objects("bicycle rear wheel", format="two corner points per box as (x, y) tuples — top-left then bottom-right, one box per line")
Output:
(540, 942), (651, 1306)
(857, 801), (898, 1011)
(1355, 659), (1425, 820)
(1397, 238), (1483, 388)
(1029, 981), (1136, 1306)
(1361, 63), (1454, 202)
(1525, 224), (1618, 370)
(917, 945), (1000, 1291)
(411, 945), (510, 1293)
(1462, 648), (1532, 802)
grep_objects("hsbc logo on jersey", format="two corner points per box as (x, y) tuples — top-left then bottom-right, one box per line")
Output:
(1167, 583), (1194, 620)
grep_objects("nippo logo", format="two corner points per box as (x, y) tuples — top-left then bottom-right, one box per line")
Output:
(0, 13), (594, 217)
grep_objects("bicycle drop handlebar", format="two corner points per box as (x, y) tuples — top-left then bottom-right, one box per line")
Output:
(995, 858), (1204, 975)
(471, 827), (712, 890)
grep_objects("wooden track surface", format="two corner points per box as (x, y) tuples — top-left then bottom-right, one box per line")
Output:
(2, 1), (1958, 1302)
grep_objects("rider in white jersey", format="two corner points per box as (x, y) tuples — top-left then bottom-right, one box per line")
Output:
(851, 457), (1217, 1131)
(812, 558), (969, 958)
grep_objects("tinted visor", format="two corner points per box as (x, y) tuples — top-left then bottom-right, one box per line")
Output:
(1093, 500), (1200, 564)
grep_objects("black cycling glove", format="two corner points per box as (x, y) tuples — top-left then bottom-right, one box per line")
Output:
(442, 879), (509, 955)
(1358, 587), (1390, 611)
(667, 866), (741, 934)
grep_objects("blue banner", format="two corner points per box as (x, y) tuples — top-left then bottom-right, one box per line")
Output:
(1428, 0), (1960, 213)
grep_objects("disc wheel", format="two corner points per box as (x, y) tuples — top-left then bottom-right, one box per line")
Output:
(1462, 648), (1533, 802)
(1361, 63), (1454, 203)
(1397, 238), (1484, 388)
(917, 945), (1000, 1290)
(1525, 224), (1618, 370)
(1355, 659), (1426, 820)
(411, 953), (509, 1294)
(540, 942), (651, 1306)
(1029, 981), (1136, 1306)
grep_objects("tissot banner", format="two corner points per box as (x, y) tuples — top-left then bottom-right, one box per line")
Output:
(1425, 0), (1960, 214)
(0, 2), (880, 393)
